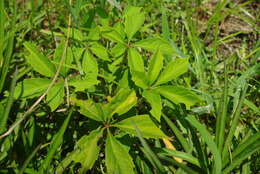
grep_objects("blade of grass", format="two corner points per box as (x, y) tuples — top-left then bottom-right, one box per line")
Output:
(40, 110), (73, 173)
(204, 0), (229, 39)
(18, 143), (42, 174)
(157, 148), (200, 167)
(157, 154), (198, 174)
(0, 0), (17, 93)
(161, 113), (190, 152)
(222, 139), (260, 174)
(139, 147), (160, 172)
(189, 123), (209, 174)
(0, 67), (18, 134)
(223, 132), (260, 167)
(222, 82), (248, 161)
(132, 121), (167, 173)
(161, 6), (170, 41)
(186, 115), (222, 174)
(215, 61), (228, 152)
(0, 0), (4, 64)
(183, 19), (206, 91)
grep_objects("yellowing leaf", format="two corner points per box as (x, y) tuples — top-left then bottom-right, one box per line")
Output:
(162, 138), (183, 163)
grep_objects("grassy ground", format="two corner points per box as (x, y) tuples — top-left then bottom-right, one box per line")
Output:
(0, 0), (259, 174)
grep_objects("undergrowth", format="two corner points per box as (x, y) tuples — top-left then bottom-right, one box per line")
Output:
(0, 0), (259, 174)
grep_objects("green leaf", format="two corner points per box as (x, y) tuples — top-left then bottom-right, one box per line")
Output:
(69, 76), (99, 92)
(127, 47), (145, 73)
(70, 97), (104, 121)
(105, 88), (137, 118)
(56, 152), (76, 174)
(53, 43), (73, 76)
(155, 58), (189, 86)
(114, 22), (126, 40)
(90, 42), (110, 61)
(46, 84), (64, 111)
(127, 48), (148, 88)
(185, 115), (222, 174)
(61, 27), (84, 41)
(154, 85), (201, 109)
(82, 50), (98, 78)
(114, 115), (167, 138)
(105, 131), (135, 174)
(118, 69), (129, 89)
(108, 56), (124, 74)
(100, 26), (125, 45)
(131, 71), (149, 89)
(124, 6), (145, 41)
(14, 78), (52, 99)
(142, 90), (162, 121)
(134, 38), (174, 56)
(73, 129), (103, 173)
(23, 42), (56, 77)
(73, 47), (85, 61)
(147, 49), (164, 85)
(87, 27), (100, 40)
(40, 111), (72, 173)
(111, 43), (126, 58)
(74, 50), (100, 91)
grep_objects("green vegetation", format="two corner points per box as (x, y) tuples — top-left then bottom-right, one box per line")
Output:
(0, 0), (259, 173)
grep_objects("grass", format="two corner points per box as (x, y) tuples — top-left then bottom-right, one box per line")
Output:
(0, 0), (259, 174)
